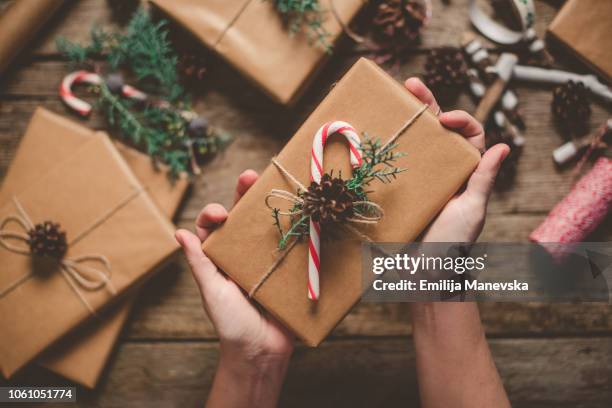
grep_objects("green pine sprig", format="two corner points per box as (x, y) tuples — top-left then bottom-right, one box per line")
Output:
(268, 0), (332, 52)
(56, 8), (230, 178)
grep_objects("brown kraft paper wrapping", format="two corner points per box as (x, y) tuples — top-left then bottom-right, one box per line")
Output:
(0, 0), (65, 76)
(150, 0), (364, 105)
(202, 58), (481, 346)
(548, 0), (612, 82)
(0, 108), (189, 387)
(0, 134), (179, 378)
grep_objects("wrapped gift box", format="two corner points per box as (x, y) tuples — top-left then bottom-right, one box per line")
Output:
(150, 0), (364, 104)
(0, 119), (180, 377)
(0, 108), (189, 386)
(548, 0), (612, 82)
(202, 58), (481, 346)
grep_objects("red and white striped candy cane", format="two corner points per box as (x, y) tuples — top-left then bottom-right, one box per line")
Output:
(59, 71), (102, 116)
(308, 121), (363, 300)
(60, 71), (147, 116)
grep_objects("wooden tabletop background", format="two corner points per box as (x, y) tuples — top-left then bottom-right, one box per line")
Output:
(1, 0), (611, 406)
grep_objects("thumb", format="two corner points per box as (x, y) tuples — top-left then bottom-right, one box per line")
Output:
(465, 143), (510, 204)
(175, 229), (224, 294)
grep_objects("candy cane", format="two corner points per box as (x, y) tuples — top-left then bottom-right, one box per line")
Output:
(60, 71), (149, 116)
(59, 71), (102, 116)
(308, 121), (363, 300)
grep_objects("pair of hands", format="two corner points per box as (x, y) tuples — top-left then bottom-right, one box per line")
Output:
(175, 77), (510, 369)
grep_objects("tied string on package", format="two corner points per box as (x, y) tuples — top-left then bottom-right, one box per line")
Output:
(0, 188), (146, 314)
(530, 158), (612, 259)
(259, 104), (429, 300)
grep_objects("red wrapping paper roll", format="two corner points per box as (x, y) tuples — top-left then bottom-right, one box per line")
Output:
(530, 158), (612, 250)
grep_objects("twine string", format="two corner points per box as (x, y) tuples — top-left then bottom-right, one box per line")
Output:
(250, 104), (430, 298)
(0, 190), (142, 313)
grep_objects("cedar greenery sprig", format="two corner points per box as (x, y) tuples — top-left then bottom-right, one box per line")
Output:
(57, 9), (184, 101)
(271, 134), (406, 249)
(268, 0), (332, 52)
(56, 9), (230, 178)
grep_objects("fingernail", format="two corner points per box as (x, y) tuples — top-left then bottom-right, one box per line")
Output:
(174, 230), (184, 246)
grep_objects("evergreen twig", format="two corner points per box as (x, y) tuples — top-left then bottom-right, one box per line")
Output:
(268, 0), (332, 52)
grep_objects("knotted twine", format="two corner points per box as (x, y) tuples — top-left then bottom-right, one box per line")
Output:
(249, 103), (430, 299)
(0, 188), (143, 314)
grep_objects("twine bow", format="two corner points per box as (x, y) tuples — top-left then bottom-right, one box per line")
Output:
(0, 197), (116, 315)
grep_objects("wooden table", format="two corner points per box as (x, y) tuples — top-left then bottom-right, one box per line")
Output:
(1, 0), (610, 406)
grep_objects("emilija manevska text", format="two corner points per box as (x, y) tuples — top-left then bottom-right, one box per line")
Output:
(370, 254), (529, 293)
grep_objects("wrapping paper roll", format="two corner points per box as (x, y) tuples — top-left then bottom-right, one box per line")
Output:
(0, 0), (65, 76)
(530, 158), (612, 249)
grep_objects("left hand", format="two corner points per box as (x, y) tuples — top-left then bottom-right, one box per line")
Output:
(175, 171), (294, 365)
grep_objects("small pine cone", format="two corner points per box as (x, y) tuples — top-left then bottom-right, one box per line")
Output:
(28, 221), (68, 259)
(372, 0), (427, 45)
(178, 53), (207, 83)
(486, 128), (520, 189)
(303, 174), (356, 224)
(423, 47), (468, 93)
(551, 81), (591, 129)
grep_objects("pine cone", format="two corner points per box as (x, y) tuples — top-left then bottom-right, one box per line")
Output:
(28, 221), (68, 259)
(303, 174), (356, 224)
(551, 81), (591, 130)
(178, 53), (207, 84)
(423, 47), (468, 94)
(486, 128), (520, 190)
(372, 0), (427, 45)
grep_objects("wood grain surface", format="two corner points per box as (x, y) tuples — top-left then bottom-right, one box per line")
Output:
(0, 0), (610, 406)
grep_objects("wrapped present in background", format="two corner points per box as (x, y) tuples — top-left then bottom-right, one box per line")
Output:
(547, 0), (612, 82)
(0, 126), (179, 378)
(150, 0), (364, 105)
(202, 58), (480, 346)
(0, 0), (65, 76)
(0, 108), (189, 387)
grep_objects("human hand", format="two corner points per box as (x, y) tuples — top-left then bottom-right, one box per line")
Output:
(404, 78), (510, 243)
(175, 170), (293, 373)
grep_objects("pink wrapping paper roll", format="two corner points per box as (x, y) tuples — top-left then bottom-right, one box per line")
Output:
(530, 157), (612, 248)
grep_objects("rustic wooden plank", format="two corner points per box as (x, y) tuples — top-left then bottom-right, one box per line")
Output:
(23, 0), (562, 56)
(3, 337), (611, 407)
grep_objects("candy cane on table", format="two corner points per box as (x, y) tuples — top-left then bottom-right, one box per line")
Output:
(59, 71), (103, 116)
(308, 121), (363, 300)
(60, 71), (149, 116)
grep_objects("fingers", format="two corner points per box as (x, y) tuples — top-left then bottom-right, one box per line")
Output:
(234, 169), (259, 205)
(465, 143), (510, 204)
(175, 229), (224, 291)
(404, 77), (441, 116)
(195, 203), (228, 241)
(439, 110), (485, 151)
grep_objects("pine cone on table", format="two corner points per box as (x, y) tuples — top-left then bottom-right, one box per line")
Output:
(423, 47), (468, 99)
(303, 174), (357, 224)
(28, 221), (68, 259)
(551, 81), (591, 132)
(486, 128), (521, 190)
(372, 0), (427, 46)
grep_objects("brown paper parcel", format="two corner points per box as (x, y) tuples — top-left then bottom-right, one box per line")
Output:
(548, 0), (612, 82)
(0, 0), (65, 76)
(0, 108), (189, 387)
(0, 134), (178, 378)
(202, 58), (481, 346)
(150, 0), (364, 105)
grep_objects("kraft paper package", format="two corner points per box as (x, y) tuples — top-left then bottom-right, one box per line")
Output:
(0, 117), (180, 379)
(0, 0), (66, 76)
(0, 108), (189, 387)
(149, 0), (364, 105)
(548, 0), (612, 82)
(202, 58), (481, 346)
